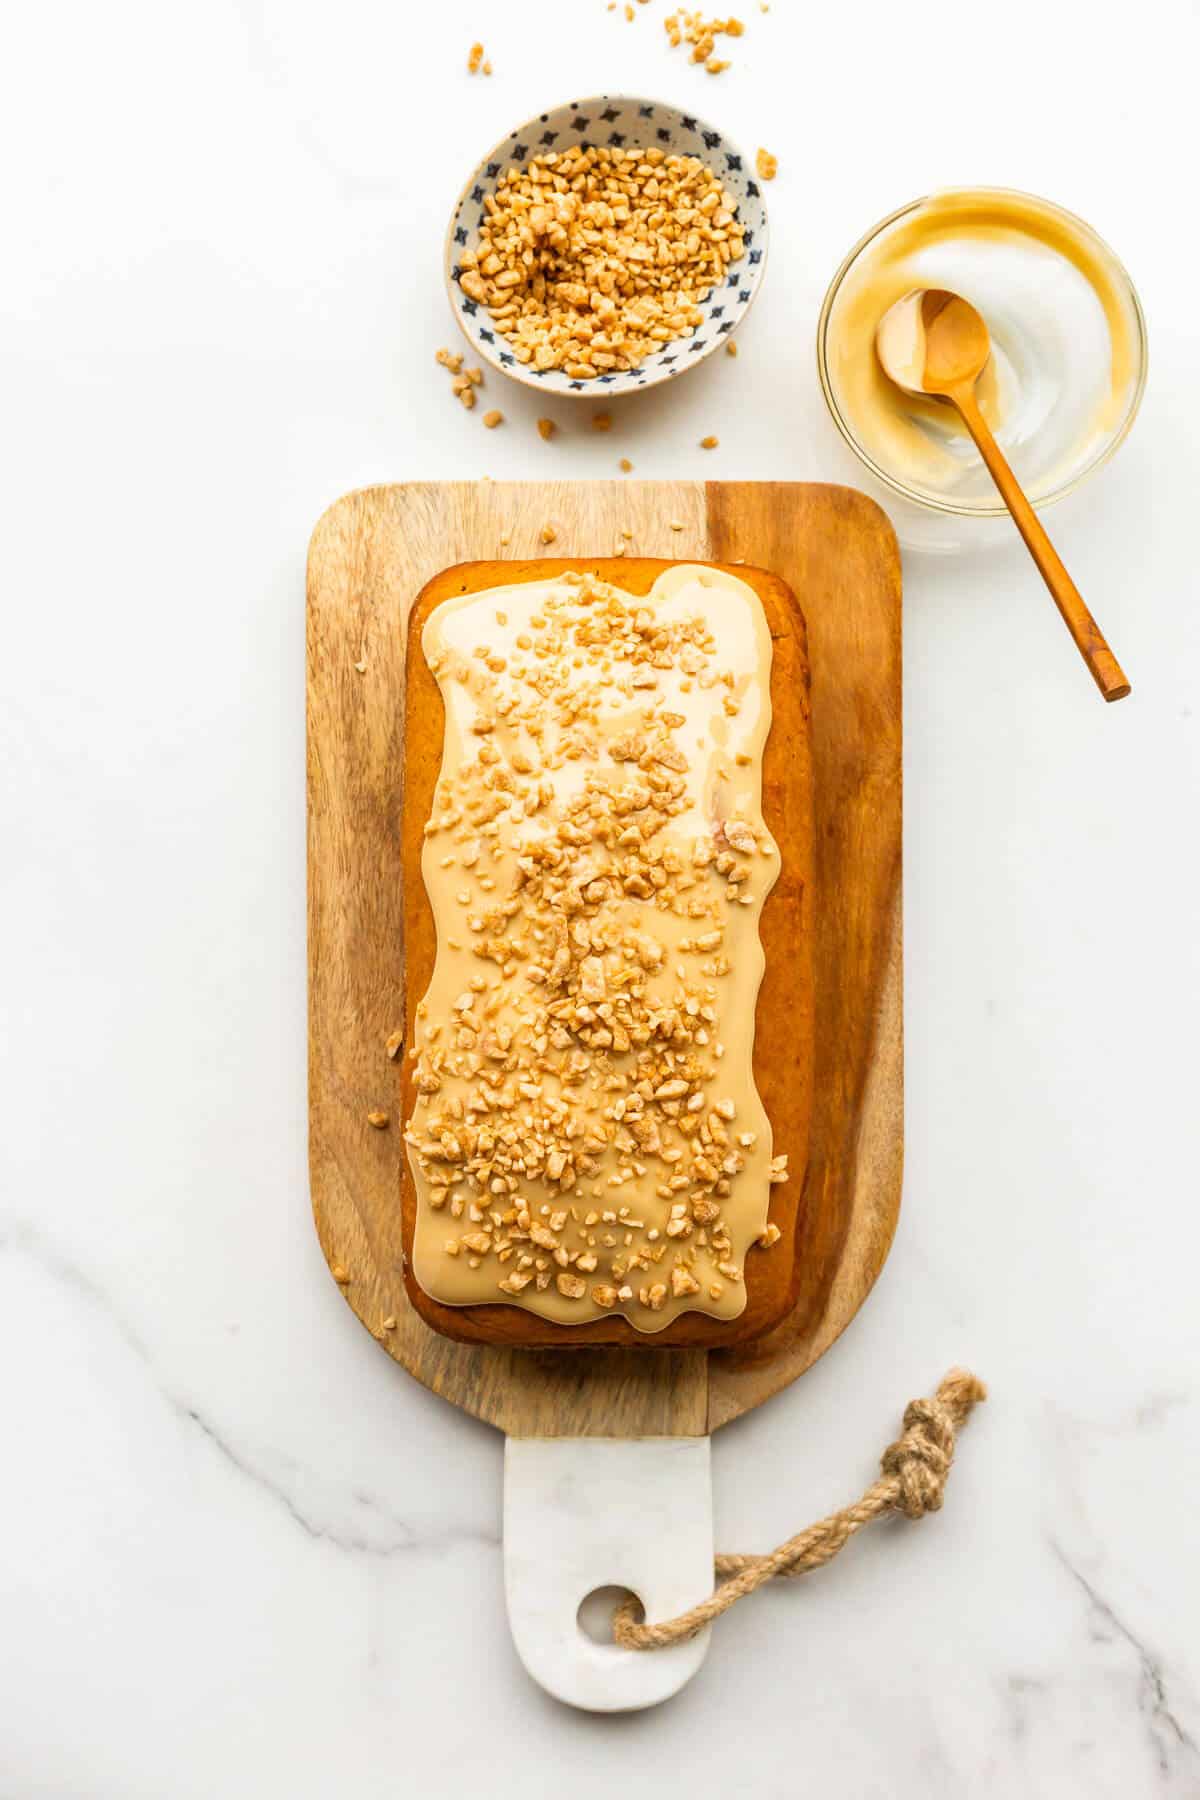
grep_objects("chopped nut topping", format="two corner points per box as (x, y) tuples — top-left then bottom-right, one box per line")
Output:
(700, 435), (719, 450)
(385, 1029), (404, 1060)
(367, 1110), (390, 1129)
(455, 144), (745, 380)
(755, 147), (778, 182)
(467, 41), (485, 73)
(482, 410), (504, 429)
(537, 418), (556, 441)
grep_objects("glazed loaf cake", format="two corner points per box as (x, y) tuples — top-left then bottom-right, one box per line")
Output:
(400, 558), (812, 1348)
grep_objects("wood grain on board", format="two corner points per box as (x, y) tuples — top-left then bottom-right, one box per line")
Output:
(307, 482), (901, 1438)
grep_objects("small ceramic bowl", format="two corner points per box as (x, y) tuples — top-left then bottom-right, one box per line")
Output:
(443, 95), (769, 398)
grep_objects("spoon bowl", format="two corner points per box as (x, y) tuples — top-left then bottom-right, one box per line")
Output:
(876, 288), (991, 398)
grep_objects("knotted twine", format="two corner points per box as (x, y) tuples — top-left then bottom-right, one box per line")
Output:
(612, 1368), (986, 1650)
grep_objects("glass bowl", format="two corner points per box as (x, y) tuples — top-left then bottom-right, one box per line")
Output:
(816, 189), (1148, 551)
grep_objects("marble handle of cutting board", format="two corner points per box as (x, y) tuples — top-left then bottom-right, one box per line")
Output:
(503, 1436), (713, 1711)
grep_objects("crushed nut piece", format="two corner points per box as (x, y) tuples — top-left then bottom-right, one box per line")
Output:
(700, 434), (719, 449)
(467, 41), (484, 73)
(482, 410), (504, 429)
(385, 1029), (404, 1060)
(755, 147), (778, 182)
(592, 413), (613, 432)
(536, 418), (556, 441)
(665, 9), (745, 68)
(367, 1110), (390, 1129)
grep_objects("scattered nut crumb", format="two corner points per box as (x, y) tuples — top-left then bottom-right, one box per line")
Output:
(331, 1264), (350, 1285)
(385, 1029), (404, 1060)
(755, 147), (778, 182)
(669, 519), (684, 530)
(725, 340), (738, 357)
(536, 418), (556, 441)
(540, 524), (557, 544)
(382, 1315), (397, 1330)
(592, 412), (613, 432)
(700, 434), (719, 449)
(354, 659), (367, 673)
(435, 347), (464, 374)
(482, 409), (504, 429)
(467, 42), (485, 73)
(665, 8), (744, 69)
(619, 457), (633, 471)
(367, 1110), (390, 1129)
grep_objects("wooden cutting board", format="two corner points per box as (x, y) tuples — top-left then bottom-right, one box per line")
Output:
(307, 481), (901, 1437)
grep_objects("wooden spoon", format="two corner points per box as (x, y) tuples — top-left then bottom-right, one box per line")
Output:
(876, 288), (1131, 702)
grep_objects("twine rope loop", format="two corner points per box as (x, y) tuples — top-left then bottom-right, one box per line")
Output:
(612, 1368), (986, 1651)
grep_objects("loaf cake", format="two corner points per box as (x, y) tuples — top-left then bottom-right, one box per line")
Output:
(400, 558), (812, 1348)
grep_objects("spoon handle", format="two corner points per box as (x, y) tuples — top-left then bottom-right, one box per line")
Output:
(952, 387), (1131, 702)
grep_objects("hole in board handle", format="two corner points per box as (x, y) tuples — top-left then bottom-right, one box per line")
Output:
(577, 1585), (642, 1648)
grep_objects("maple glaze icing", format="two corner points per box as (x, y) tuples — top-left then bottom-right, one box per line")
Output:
(404, 566), (788, 1333)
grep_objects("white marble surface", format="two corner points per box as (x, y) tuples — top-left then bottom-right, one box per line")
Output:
(3, 0), (1200, 1792)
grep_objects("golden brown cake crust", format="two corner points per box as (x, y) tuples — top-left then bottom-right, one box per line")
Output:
(400, 559), (813, 1348)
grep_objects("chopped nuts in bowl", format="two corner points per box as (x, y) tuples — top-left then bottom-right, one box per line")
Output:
(444, 96), (769, 397)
